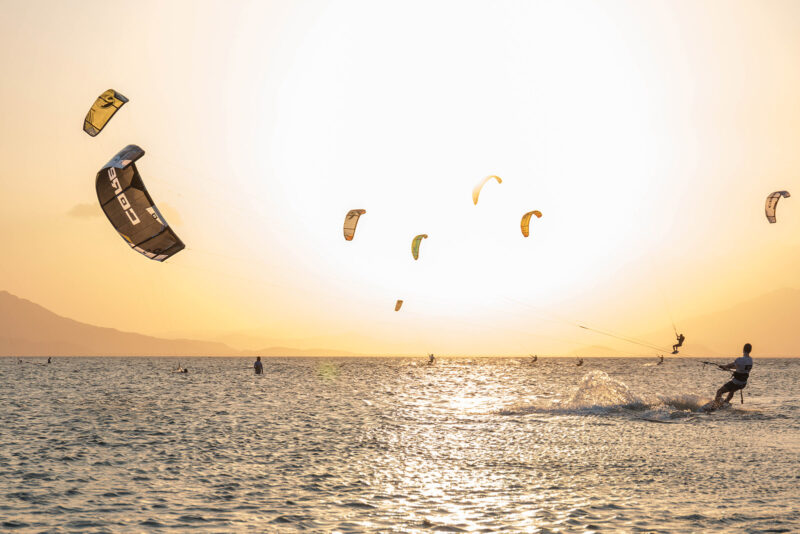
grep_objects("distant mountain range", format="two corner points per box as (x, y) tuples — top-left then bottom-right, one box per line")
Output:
(571, 288), (800, 357)
(641, 288), (800, 357)
(1, 288), (798, 357)
(0, 291), (359, 357)
(557, 289), (800, 358)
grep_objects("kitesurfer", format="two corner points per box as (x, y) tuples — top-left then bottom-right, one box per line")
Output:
(714, 343), (753, 405)
(428, 354), (435, 365)
(531, 354), (538, 363)
(47, 357), (51, 364)
(576, 358), (584, 367)
(672, 333), (685, 354)
(657, 355), (664, 365)
(254, 356), (263, 375)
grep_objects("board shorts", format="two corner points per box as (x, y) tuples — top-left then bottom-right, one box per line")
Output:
(719, 380), (746, 394)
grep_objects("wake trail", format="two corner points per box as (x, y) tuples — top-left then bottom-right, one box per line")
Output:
(500, 371), (712, 419)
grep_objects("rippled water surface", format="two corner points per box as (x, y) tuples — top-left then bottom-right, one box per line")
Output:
(1, 356), (798, 532)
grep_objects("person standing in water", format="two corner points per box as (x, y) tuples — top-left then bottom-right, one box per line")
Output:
(714, 343), (753, 405)
(254, 356), (263, 375)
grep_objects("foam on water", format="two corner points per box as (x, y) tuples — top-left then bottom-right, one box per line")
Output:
(501, 371), (746, 422)
(656, 392), (711, 411)
(501, 370), (649, 415)
(561, 370), (645, 410)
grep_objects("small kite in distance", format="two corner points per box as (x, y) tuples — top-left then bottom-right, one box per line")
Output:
(520, 210), (542, 237)
(344, 209), (366, 241)
(472, 175), (502, 205)
(84, 89), (128, 136)
(765, 191), (790, 223)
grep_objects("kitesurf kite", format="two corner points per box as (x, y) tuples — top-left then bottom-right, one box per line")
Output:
(472, 175), (502, 205)
(765, 191), (790, 223)
(83, 89), (128, 137)
(520, 210), (542, 237)
(411, 234), (428, 260)
(96, 145), (185, 261)
(395, 300), (403, 311)
(344, 209), (366, 241)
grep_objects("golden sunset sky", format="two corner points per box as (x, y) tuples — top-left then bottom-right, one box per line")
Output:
(2, 0), (800, 355)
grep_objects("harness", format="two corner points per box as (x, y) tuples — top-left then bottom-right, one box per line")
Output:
(732, 371), (749, 384)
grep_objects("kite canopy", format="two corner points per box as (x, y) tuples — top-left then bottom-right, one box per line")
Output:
(395, 300), (403, 311)
(343, 209), (366, 241)
(411, 234), (428, 260)
(84, 89), (128, 136)
(95, 145), (185, 261)
(765, 191), (790, 223)
(520, 210), (542, 237)
(472, 175), (502, 205)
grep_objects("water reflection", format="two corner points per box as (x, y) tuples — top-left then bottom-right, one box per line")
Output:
(0, 357), (797, 532)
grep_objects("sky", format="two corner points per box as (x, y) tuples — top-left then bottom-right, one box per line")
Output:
(2, 0), (800, 356)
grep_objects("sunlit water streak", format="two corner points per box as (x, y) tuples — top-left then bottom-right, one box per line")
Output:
(1, 357), (798, 532)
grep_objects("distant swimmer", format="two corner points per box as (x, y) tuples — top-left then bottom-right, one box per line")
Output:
(657, 355), (664, 365)
(428, 354), (435, 365)
(254, 356), (263, 375)
(713, 343), (753, 405)
(576, 358), (584, 367)
(672, 333), (685, 354)
(175, 364), (188, 374)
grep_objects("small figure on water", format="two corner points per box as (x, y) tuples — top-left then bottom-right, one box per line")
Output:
(672, 333), (685, 354)
(576, 357), (584, 367)
(428, 353), (435, 365)
(175, 364), (188, 374)
(530, 354), (538, 363)
(657, 355), (664, 365)
(713, 343), (753, 406)
(47, 357), (51, 364)
(254, 356), (263, 375)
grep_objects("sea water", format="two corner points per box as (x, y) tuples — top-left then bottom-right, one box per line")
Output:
(1, 357), (798, 532)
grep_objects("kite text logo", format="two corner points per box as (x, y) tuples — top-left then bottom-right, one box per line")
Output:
(108, 168), (140, 225)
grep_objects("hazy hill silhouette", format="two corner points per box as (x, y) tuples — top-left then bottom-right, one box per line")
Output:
(2, 289), (798, 357)
(641, 288), (800, 357)
(0, 291), (358, 357)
